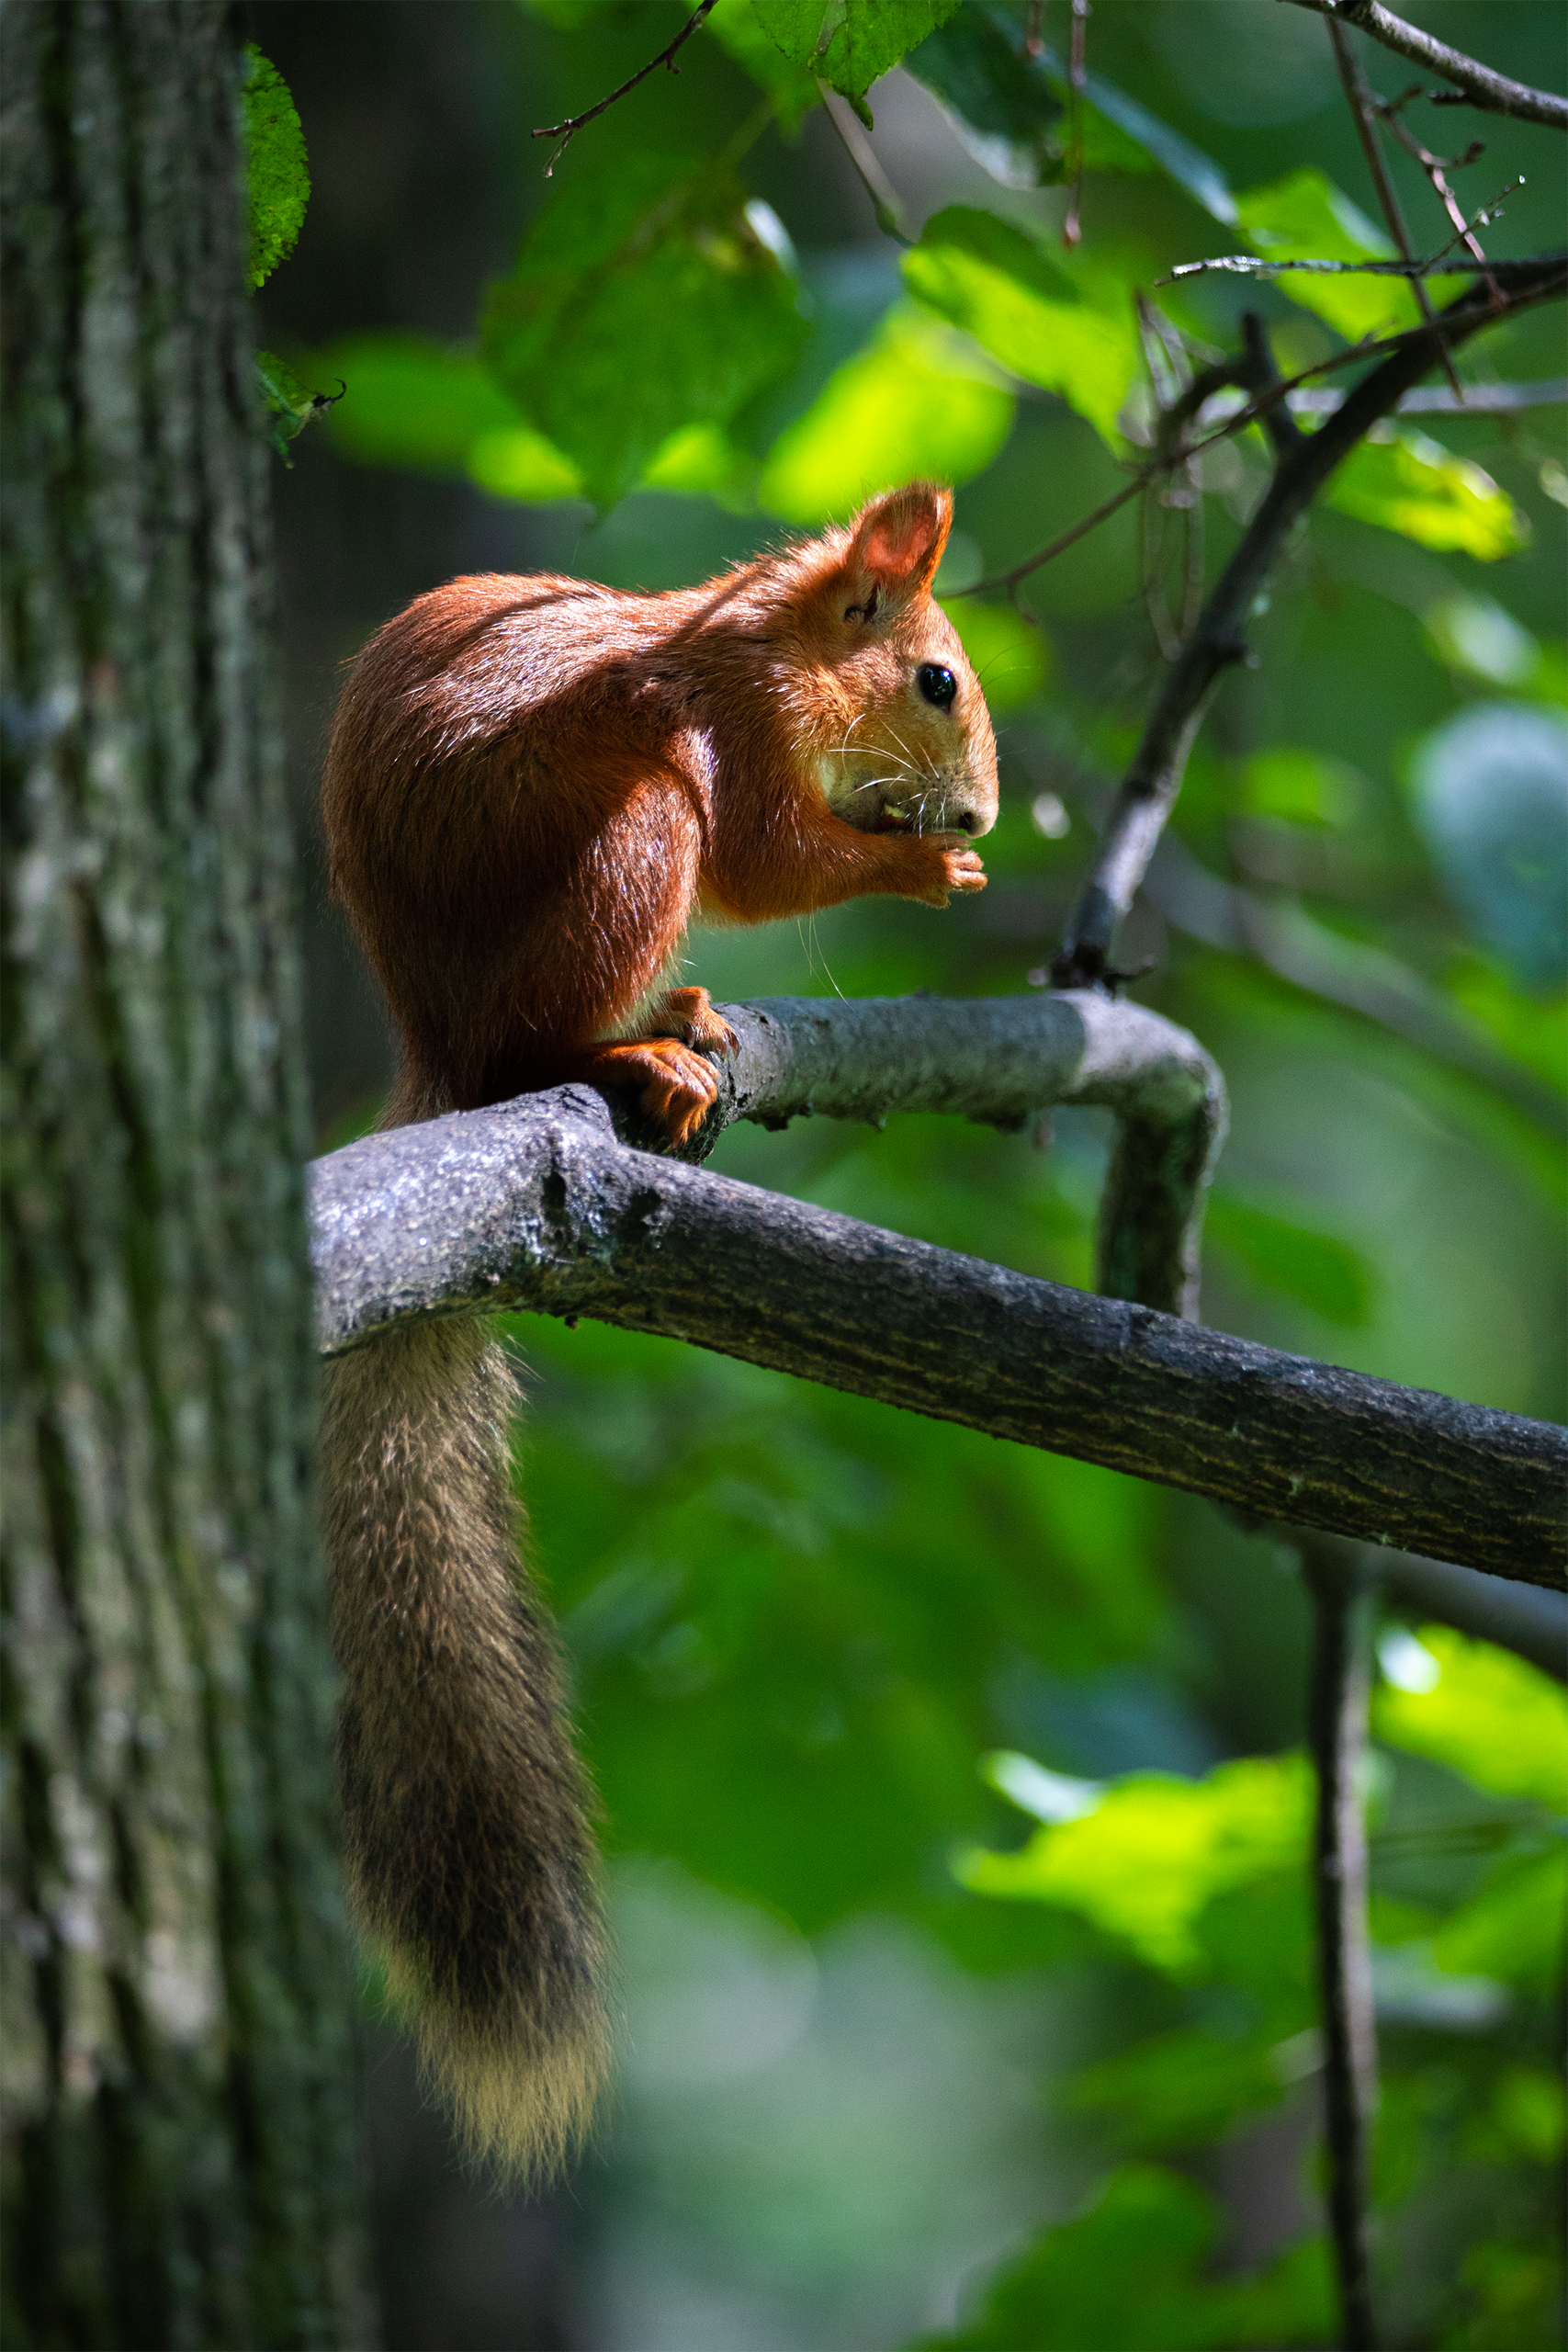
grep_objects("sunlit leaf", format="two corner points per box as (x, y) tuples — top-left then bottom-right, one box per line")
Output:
(903, 207), (1138, 450)
(467, 424), (585, 503)
(1374, 1627), (1568, 1812)
(640, 419), (756, 503)
(939, 596), (1050, 714)
(1204, 1191), (1374, 1326)
(1235, 166), (1419, 342)
(749, 0), (963, 104)
(308, 334), (526, 473)
(757, 301), (1012, 522)
(1327, 425), (1529, 560)
(242, 46), (310, 291)
(919, 2162), (1331, 2351)
(482, 148), (807, 509)
(958, 1753), (1310, 1973)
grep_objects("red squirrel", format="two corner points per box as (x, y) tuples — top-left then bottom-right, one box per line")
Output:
(318, 483), (998, 2175)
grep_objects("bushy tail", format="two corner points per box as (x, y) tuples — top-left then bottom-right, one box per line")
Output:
(319, 1316), (609, 2178)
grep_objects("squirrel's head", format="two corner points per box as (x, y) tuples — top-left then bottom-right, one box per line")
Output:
(796, 483), (999, 843)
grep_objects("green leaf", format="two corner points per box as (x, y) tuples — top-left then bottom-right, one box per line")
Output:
(757, 301), (1012, 523)
(707, 0), (820, 130)
(1235, 166), (1420, 343)
(1326, 425), (1529, 560)
(904, 10), (1064, 188)
(1425, 594), (1542, 689)
(1237, 748), (1362, 828)
(1374, 1626), (1568, 1811)
(301, 334), (533, 475)
(939, 597), (1050, 714)
(1070, 2026), (1288, 2153)
(957, 1753), (1311, 1973)
(482, 149), (807, 509)
(902, 207), (1138, 451)
(254, 350), (341, 465)
(749, 0), (963, 105)
(1432, 1848), (1568, 1993)
(907, 14), (1236, 220)
(242, 46), (310, 291)
(1204, 1191), (1374, 1326)
(919, 2164), (1332, 2351)
(1444, 959), (1568, 1100)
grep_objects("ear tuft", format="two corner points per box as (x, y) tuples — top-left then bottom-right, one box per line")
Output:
(840, 483), (953, 619)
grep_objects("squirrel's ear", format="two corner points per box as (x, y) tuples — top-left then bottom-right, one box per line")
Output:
(837, 483), (953, 622)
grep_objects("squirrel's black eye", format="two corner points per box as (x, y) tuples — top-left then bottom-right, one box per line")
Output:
(917, 662), (957, 712)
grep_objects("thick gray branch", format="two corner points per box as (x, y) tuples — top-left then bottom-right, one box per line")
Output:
(309, 1082), (1567, 1590)
(1276, 0), (1568, 129)
(686, 993), (1225, 1318)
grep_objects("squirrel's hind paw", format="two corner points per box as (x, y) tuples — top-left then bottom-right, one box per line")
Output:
(651, 984), (739, 1057)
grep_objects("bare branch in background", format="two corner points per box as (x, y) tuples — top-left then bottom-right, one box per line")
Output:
(1376, 94), (1495, 290)
(1327, 14), (1461, 395)
(531, 0), (717, 174)
(1163, 238), (1542, 285)
(1142, 828), (1566, 1137)
(1275, 0), (1568, 130)
(1048, 260), (1567, 990)
(1288, 378), (1566, 414)
(1301, 1534), (1382, 2352)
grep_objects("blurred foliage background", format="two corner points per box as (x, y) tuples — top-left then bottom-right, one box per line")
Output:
(247, 3), (1565, 2344)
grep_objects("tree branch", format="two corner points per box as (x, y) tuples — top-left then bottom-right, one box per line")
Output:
(1375, 1549), (1568, 1682)
(532, 0), (717, 174)
(1163, 248), (1557, 284)
(1051, 260), (1567, 988)
(308, 1074), (1568, 1589)
(1275, 0), (1568, 130)
(1301, 1534), (1382, 2352)
(1287, 377), (1566, 415)
(1327, 13), (1460, 395)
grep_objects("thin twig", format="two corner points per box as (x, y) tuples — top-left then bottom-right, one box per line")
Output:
(1163, 236), (1542, 285)
(1050, 259), (1567, 987)
(818, 84), (909, 243)
(1275, 0), (1568, 130)
(1288, 376), (1567, 415)
(1327, 17), (1461, 395)
(1300, 1535), (1381, 2352)
(1375, 99), (1503, 308)
(1063, 0), (1090, 252)
(532, 0), (717, 175)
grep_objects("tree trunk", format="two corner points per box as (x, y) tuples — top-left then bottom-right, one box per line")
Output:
(1, 5), (371, 2344)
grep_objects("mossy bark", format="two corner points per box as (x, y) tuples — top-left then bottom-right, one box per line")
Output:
(1, 4), (371, 2343)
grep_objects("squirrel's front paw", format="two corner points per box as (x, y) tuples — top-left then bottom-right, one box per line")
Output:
(908, 832), (987, 907)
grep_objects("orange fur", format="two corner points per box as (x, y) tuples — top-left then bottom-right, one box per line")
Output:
(317, 486), (1000, 2176)
(322, 483), (998, 1142)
